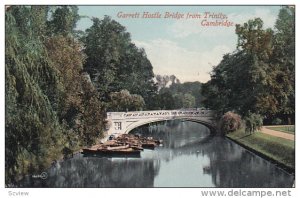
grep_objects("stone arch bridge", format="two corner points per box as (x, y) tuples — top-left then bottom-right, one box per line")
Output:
(104, 109), (217, 140)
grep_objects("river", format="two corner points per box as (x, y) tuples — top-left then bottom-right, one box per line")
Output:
(18, 120), (294, 187)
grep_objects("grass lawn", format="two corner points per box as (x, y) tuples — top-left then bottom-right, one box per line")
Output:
(227, 129), (295, 170)
(266, 125), (295, 134)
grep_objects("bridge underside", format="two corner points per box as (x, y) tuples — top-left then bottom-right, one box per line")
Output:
(125, 117), (217, 134)
(106, 117), (217, 138)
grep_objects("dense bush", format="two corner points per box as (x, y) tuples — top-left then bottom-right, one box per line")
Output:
(220, 111), (242, 134)
(244, 112), (263, 134)
(272, 118), (283, 125)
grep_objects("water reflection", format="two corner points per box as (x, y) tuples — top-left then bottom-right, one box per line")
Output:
(18, 120), (294, 187)
(19, 156), (160, 188)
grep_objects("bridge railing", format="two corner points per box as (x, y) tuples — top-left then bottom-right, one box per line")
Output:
(107, 109), (215, 120)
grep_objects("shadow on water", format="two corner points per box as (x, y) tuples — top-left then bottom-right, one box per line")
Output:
(17, 120), (294, 187)
(82, 153), (141, 159)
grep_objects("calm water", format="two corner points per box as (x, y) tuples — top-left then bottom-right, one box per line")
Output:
(18, 121), (294, 187)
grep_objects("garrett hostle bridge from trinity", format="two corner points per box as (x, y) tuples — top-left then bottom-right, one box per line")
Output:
(104, 109), (217, 139)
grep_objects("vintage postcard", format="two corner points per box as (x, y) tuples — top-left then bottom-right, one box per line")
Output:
(4, 4), (295, 192)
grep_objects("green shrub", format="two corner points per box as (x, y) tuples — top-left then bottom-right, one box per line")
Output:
(244, 112), (263, 134)
(220, 111), (242, 134)
(272, 118), (283, 125)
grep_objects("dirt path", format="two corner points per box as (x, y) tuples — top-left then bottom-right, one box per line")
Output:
(261, 126), (295, 141)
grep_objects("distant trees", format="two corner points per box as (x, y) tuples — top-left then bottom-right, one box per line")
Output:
(108, 90), (145, 112)
(168, 81), (202, 107)
(172, 93), (196, 108)
(154, 77), (202, 110)
(202, 6), (295, 125)
(157, 90), (176, 109)
(155, 74), (180, 90)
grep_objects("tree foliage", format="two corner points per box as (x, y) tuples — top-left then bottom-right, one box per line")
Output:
(244, 112), (263, 134)
(83, 16), (157, 109)
(155, 74), (180, 90)
(202, 6), (295, 124)
(6, 6), (63, 183)
(5, 6), (105, 184)
(156, 78), (202, 110)
(108, 89), (145, 112)
(5, 6), (161, 184)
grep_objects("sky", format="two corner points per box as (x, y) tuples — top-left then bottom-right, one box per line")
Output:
(77, 5), (281, 83)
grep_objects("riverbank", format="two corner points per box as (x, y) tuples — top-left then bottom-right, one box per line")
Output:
(226, 129), (295, 174)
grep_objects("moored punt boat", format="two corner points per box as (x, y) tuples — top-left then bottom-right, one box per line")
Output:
(81, 146), (141, 156)
(141, 143), (156, 149)
(140, 138), (161, 149)
(115, 134), (162, 149)
(129, 145), (144, 151)
(82, 147), (141, 154)
(81, 133), (162, 157)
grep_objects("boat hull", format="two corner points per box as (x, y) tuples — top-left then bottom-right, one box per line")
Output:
(81, 148), (141, 158)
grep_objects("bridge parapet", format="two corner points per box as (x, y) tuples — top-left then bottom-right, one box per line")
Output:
(107, 109), (215, 120)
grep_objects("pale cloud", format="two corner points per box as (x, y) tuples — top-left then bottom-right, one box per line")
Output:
(171, 8), (278, 38)
(229, 8), (277, 29)
(134, 39), (231, 83)
(170, 18), (203, 38)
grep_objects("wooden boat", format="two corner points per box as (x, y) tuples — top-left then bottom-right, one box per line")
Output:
(82, 147), (141, 157)
(118, 134), (161, 149)
(130, 145), (144, 151)
(81, 133), (162, 157)
(140, 138), (161, 149)
(81, 142), (142, 156)
(141, 143), (156, 149)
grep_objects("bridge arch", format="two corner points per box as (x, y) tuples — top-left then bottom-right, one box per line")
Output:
(124, 117), (217, 134)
